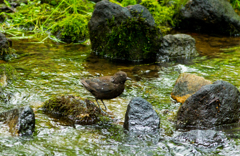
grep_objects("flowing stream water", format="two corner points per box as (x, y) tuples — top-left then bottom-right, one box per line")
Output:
(0, 33), (240, 155)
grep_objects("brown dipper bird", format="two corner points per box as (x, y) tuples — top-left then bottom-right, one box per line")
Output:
(81, 71), (131, 112)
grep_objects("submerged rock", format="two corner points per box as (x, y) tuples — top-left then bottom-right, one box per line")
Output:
(42, 95), (104, 125)
(179, 0), (240, 35)
(171, 73), (212, 103)
(173, 130), (227, 148)
(158, 34), (198, 61)
(0, 106), (35, 136)
(89, 1), (162, 61)
(124, 97), (160, 133)
(176, 80), (240, 128)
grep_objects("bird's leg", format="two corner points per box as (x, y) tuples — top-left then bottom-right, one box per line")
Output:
(101, 99), (108, 110)
(96, 99), (104, 112)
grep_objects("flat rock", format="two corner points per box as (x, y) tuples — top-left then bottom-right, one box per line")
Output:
(171, 73), (212, 103)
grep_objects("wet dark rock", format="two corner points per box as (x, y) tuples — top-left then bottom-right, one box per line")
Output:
(173, 130), (227, 148)
(0, 33), (15, 61)
(179, 0), (240, 35)
(0, 106), (35, 136)
(177, 80), (240, 129)
(42, 95), (105, 125)
(171, 73), (212, 103)
(158, 34), (198, 61)
(88, 0), (101, 3)
(124, 97), (160, 133)
(0, 13), (5, 23)
(89, 1), (162, 61)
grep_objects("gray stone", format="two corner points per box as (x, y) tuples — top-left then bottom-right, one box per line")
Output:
(0, 106), (35, 136)
(158, 34), (198, 61)
(124, 97), (160, 133)
(179, 0), (240, 35)
(173, 130), (227, 148)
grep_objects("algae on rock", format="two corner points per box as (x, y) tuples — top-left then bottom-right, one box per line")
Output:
(42, 95), (106, 125)
(0, 64), (18, 88)
(89, 1), (162, 61)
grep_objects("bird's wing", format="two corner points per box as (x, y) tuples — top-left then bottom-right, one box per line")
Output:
(81, 78), (115, 93)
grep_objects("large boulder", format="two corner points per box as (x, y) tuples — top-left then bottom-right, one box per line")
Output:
(42, 95), (105, 125)
(124, 97), (160, 133)
(89, 1), (162, 61)
(157, 34), (198, 61)
(171, 73), (212, 103)
(176, 80), (240, 128)
(0, 106), (35, 136)
(179, 0), (240, 35)
(173, 130), (227, 148)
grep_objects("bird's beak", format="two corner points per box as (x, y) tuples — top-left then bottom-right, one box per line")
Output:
(126, 77), (131, 80)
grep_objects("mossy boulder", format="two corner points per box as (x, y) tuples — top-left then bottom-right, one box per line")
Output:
(0, 106), (35, 136)
(42, 95), (105, 125)
(179, 0), (240, 35)
(89, 1), (162, 61)
(0, 64), (18, 88)
(171, 73), (212, 103)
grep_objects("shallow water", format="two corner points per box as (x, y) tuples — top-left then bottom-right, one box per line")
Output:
(0, 33), (240, 155)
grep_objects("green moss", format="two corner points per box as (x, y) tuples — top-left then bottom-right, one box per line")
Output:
(41, 0), (62, 6)
(230, 0), (240, 10)
(140, 0), (188, 34)
(0, 64), (18, 87)
(0, 0), (94, 43)
(51, 14), (90, 43)
(42, 95), (107, 125)
(121, 0), (137, 7)
(97, 14), (161, 60)
(110, 0), (123, 6)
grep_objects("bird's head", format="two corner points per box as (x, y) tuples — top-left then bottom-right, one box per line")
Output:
(113, 71), (131, 84)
